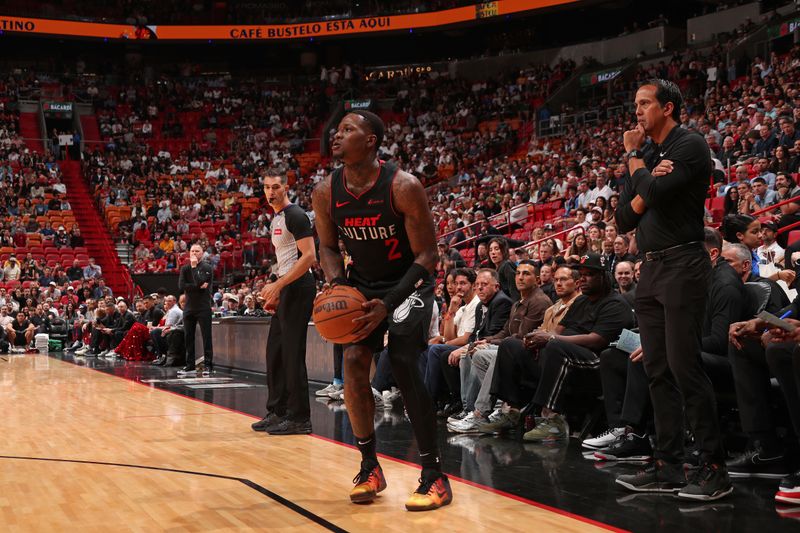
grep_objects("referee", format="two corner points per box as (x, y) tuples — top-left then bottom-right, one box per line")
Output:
(251, 169), (317, 436)
(615, 80), (732, 501)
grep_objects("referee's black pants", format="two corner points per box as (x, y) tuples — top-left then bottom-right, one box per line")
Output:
(636, 246), (725, 464)
(265, 279), (315, 422)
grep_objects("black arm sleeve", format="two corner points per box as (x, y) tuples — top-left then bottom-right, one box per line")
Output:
(381, 263), (430, 312)
(702, 285), (744, 355)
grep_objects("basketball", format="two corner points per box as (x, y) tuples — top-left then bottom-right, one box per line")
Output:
(312, 285), (367, 343)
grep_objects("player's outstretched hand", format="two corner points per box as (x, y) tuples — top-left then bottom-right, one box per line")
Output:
(351, 299), (388, 341)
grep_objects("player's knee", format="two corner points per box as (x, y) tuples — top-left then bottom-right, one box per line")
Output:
(344, 350), (371, 375)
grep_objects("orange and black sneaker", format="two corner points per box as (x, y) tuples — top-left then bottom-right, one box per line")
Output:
(405, 472), (453, 511)
(350, 463), (387, 503)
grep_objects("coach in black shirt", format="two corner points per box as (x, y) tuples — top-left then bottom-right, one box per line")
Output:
(178, 242), (214, 374)
(616, 80), (732, 501)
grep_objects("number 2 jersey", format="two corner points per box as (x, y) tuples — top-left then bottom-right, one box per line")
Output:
(330, 162), (415, 289)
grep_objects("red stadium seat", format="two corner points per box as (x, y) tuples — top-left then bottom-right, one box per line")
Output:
(788, 231), (800, 247)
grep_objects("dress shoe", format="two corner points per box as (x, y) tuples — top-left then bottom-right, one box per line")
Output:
(177, 364), (196, 376)
(252, 412), (283, 432)
(267, 418), (312, 435)
(436, 401), (463, 419)
(151, 357), (166, 366)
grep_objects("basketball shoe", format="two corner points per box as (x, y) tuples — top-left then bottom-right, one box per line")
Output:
(405, 471), (453, 511)
(350, 463), (387, 503)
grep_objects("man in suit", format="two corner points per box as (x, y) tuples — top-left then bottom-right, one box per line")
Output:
(178, 243), (214, 375)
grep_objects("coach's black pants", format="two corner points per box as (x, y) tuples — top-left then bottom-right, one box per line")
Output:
(599, 347), (651, 429)
(184, 308), (213, 367)
(637, 246), (724, 464)
(266, 280), (315, 421)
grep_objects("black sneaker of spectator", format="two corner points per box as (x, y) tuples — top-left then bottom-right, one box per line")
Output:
(594, 430), (653, 463)
(615, 460), (686, 493)
(436, 401), (463, 419)
(677, 462), (733, 501)
(726, 448), (791, 479)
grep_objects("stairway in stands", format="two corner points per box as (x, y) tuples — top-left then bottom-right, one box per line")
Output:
(79, 114), (101, 149)
(60, 160), (134, 297)
(19, 112), (46, 153)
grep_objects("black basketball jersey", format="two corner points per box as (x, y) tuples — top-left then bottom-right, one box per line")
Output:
(331, 162), (414, 284)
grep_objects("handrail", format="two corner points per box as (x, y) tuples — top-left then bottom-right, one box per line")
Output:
(777, 220), (800, 236)
(444, 201), (564, 249)
(749, 193), (800, 218)
(438, 200), (563, 242)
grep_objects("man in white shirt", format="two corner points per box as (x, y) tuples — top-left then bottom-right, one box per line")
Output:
(550, 175), (568, 198)
(0, 305), (13, 330)
(590, 175), (614, 203)
(756, 221), (784, 266)
(151, 295), (184, 366)
(422, 268), (480, 413)
(576, 181), (592, 209)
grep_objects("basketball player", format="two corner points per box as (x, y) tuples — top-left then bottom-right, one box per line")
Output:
(312, 110), (452, 511)
(251, 169), (317, 435)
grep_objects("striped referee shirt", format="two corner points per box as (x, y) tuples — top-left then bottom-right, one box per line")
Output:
(271, 204), (314, 277)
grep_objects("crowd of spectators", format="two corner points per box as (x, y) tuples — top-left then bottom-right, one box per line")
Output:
(0, 73), (123, 354)
(77, 56), (574, 284)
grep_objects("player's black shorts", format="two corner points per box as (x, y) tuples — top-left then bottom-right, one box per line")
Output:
(346, 275), (434, 354)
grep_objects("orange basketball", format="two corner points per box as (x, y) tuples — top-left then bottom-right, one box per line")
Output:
(312, 285), (368, 343)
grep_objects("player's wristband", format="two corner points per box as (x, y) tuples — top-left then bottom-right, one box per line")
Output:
(381, 263), (429, 312)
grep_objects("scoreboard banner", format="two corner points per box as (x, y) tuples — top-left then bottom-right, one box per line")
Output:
(0, 1), (576, 41)
(580, 68), (623, 88)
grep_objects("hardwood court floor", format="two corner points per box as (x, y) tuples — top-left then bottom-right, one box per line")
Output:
(0, 353), (613, 532)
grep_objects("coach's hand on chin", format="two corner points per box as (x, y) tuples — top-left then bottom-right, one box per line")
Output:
(350, 299), (388, 341)
(623, 123), (646, 152)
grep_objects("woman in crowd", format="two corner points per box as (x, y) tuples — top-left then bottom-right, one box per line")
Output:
(565, 232), (590, 263)
(723, 186), (741, 216)
(721, 214), (795, 285)
(488, 237), (519, 300)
